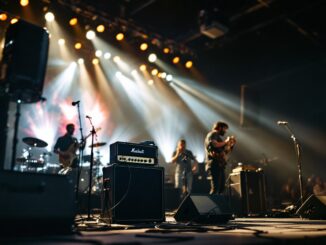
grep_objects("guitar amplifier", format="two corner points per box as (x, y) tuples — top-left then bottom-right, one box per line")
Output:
(110, 141), (158, 165)
(102, 164), (165, 223)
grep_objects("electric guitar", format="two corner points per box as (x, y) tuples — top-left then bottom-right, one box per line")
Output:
(207, 135), (236, 167)
(59, 127), (101, 168)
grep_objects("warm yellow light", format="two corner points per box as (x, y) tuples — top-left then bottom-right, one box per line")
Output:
(151, 69), (158, 76)
(185, 60), (193, 69)
(69, 18), (78, 26)
(140, 43), (148, 51)
(10, 18), (19, 24)
(96, 24), (105, 33)
(163, 48), (170, 54)
(74, 42), (82, 49)
(92, 58), (99, 65)
(148, 79), (154, 85)
(0, 14), (8, 21)
(139, 64), (146, 71)
(172, 56), (180, 64)
(77, 58), (84, 64)
(20, 0), (29, 7)
(116, 33), (124, 41)
(113, 56), (121, 63)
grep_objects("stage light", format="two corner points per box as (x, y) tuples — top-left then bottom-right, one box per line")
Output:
(95, 50), (103, 57)
(139, 64), (146, 71)
(140, 43), (148, 51)
(74, 42), (82, 49)
(131, 70), (138, 76)
(10, 18), (19, 24)
(58, 38), (65, 45)
(69, 18), (78, 26)
(148, 53), (157, 63)
(113, 56), (121, 63)
(185, 60), (193, 69)
(163, 47), (170, 54)
(77, 58), (84, 64)
(96, 24), (105, 33)
(86, 30), (96, 40)
(151, 69), (158, 76)
(172, 56), (180, 64)
(104, 52), (111, 59)
(0, 13), (7, 21)
(45, 12), (55, 22)
(92, 58), (99, 65)
(148, 79), (154, 85)
(161, 72), (167, 79)
(116, 33), (124, 41)
(20, 0), (29, 7)
(166, 74), (173, 81)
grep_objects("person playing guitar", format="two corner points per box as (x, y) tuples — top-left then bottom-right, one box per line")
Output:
(205, 121), (236, 195)
(54, 123), (85, 169)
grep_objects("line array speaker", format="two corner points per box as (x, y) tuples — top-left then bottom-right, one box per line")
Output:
(1, 20), (49, 103)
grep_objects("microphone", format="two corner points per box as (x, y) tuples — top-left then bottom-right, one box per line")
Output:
(277, 121), (288, 125)
(72, 100), (80, 106)
(86, 115), (92, 119)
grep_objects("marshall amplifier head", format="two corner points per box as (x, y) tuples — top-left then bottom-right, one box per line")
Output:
(110, 141), (158, 165)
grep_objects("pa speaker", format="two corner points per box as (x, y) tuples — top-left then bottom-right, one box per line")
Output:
(0, 171), (75, 235)
(102, 164), (165, 223)
(174, 194), (232, 224)
(296, 195), (326, 219)
(1, 20), (49, 103)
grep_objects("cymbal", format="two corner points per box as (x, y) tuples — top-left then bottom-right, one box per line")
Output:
(89, 142), (106, 148)
(22, 137), (48, 148)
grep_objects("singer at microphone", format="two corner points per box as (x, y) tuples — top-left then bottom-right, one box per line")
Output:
(277, 121), (288, 125)
(72, 100), (80, 106)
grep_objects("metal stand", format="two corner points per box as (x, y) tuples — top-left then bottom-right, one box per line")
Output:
(74, 101), (85, 202)
(10, 100), (22, 170)
(86, 117), (97, 220)
(280, 122), (304, 206)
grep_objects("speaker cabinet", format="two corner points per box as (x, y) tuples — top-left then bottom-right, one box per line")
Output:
(1, 20), (49, 103)
(229, 170), (266, 216)
(174, 194), (232, 224)
(296, 195), (326, 219)
(102, 164), (165, 223)
(0, 171), (75, 235)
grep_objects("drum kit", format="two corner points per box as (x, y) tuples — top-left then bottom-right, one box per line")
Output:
(16, 137), (107, 193)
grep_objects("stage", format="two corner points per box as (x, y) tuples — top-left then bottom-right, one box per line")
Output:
(1, 215), (325, 244)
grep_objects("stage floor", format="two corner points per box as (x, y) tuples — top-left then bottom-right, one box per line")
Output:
(1, 215), (326, 244)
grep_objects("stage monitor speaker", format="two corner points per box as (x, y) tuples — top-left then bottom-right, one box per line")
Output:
(174, 194), (232, 224)
(296, 195), (326, 220)
(102, 164), (165, 223)
(0, 171), (75, 235)
(1, 20), (49, 103)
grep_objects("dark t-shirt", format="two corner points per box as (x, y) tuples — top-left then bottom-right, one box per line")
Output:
(205, 130), (226, 169)
(54, 134), (78, 153)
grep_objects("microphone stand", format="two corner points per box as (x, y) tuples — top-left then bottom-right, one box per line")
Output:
(74, 101), (85, 206)
(280, 122), (304, 206)
(86, 116), (97, 221)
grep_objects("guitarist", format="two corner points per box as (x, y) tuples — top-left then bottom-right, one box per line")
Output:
(54, 123), (85, 169)
(204, 121), (236, 195)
